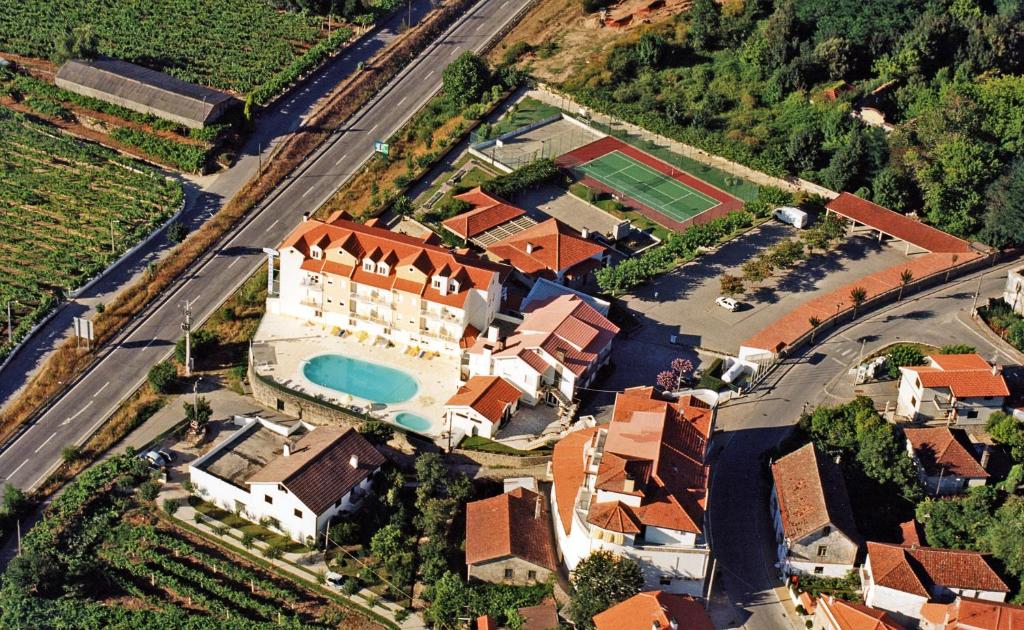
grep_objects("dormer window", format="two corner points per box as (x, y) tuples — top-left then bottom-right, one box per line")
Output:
(449, 279), (460, 293)
(363, 259), (374, 272)
(310, 246), (322, 260)
(376, 263), (389, 275)
(432, 277), (443, 290)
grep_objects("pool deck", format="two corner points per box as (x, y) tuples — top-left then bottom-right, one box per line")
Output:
(253, 313), (460, 437)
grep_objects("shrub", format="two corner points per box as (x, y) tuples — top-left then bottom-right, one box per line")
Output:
(162, 499), (179, 516)
(166, 220), (187, 244)
(138, 480), (160, 501)
(886, 344), (927, 379)
(60, 445), (83, 463)
(147, 360), (178, 394)
(359, 420), (395, 445)
(939, 344), (975, 354)
(174, 328), (216, 364)
(482, 159), (558, 199)
(241, 532), (256, 549)
(342, 577), (360, 595)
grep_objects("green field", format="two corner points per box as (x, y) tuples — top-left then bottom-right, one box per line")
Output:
(578, 150), (719, 222)
(0, 0), (335, 93)
(0, 106), (182, 358)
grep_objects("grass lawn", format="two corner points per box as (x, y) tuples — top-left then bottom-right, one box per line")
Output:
(189, 496), (307, 553)
(459, 435), (551, 456)
(484, 96), (562, 139)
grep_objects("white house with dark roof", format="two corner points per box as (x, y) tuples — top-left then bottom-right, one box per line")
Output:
(896, 354), (1010, 424)
(467, 294), (618, 408)
(904, 427), (989, 496)
(549, 386), (714, 595)
(770, 443), (860, 578)
(190, 416), (385, 544)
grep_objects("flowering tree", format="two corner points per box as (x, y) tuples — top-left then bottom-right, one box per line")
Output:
(656, 370), (677, 390)
(656, 358), (695, 391)
(670, 358), (694, 381)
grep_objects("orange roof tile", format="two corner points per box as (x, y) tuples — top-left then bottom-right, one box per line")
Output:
(898, 520), (924, 547)
(551, 428), (600, 535)
(587, 501), (642, 534)
(867, 542), (1009, 596)
(818, 596), (903, 630)
(903, 354), (1010, 399)
(445, 376), (522, 424)
(517, 601), (559, 630)
(445, 188), (527, 239)
(948, 597), (1024, 630)
(487, 218), (606, 278)
(593, 592), (714, 630)
(465, 488), (558, 571)
(771, 444), (859, 542)
(904, 427), (989, 479)
(826, 193), (974, 253)
(476, 615), (497, 630)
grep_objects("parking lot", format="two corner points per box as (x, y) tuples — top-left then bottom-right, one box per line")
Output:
(594, 223), (922, 404)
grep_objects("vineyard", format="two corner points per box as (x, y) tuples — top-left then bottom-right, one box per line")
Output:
(0, 454), (382, 629)
(0, 106), (182, 361)
(0, 0), (341, 95)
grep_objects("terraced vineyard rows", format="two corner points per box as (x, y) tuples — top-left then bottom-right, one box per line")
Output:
(0, 0), (332, 94)
(0, 106), (182, 360)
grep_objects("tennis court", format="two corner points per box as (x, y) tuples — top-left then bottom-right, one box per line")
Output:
(578, 150), (719, 222)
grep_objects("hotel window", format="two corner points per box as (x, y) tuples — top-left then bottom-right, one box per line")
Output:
(432, 278), (442, 289)
(377, 263), (388, 275)
(504, 569), (514, 579)
(363, 260), (374, 271)
(817, 545), (828, 557)
(294, 508), (303, 519)
(265, 495), (273, 504)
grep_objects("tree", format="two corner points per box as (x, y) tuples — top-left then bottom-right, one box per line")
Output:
(166, 220), (187, 244)
(813, 37), (854, 80)
(916, 485), (999, 550)
(741, 257), (773, 284)
(183, 396), (212, 429)
(370, 523), (404, 566)
(987, 411), (1024, 462)
(2, 483), (29, 517)
(60, 445), (82, 463)
(980, 159), (1024, 248)
(886, 344), (926, 379)
(872, 167), (916, 214)
(719, 273), (744, 296)
(686, 0), (721, 52)
(52, 24), (98, 63)
(442, 52), (489, 109)
(359, 420), (394, 445)
(656, 370), (678, 390)
(983, 496), (1024, 579)
(809, 316), (822, 343)
(897, 269), (913, 301)
(671, 358), (694, 382)
(568, 551), (644, 629)
(939, 344), (975, 354)
(849, 286), (868, 318)
(174, 328), (216, 365)
(147, 360), (178, 394)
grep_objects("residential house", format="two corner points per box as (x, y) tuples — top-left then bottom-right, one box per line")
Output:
(190, 417), (385, 544)
(861, 542), (1009, 625)
(904, 427), (989, 496)
(465, 487), (559, 586)
(770, 443), (861, 578)
(593, 591), (714, 630)
(516, 601), (560, 630)
(269, 212), (506, 357)
(1004, 267), (1024, 315)
(467, 294), (618, 409)
(442, 188), (534, 246)
(896, 354), (1010, 424)
(550, 387), (714, 596)
(919, 596), (1024, 630)
(444, 375), (522, 439)
(486, 218), (608, 288)
(812, 596), (903, 630)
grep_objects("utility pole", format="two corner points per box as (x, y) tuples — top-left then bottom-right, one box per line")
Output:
(971, 273), (985, 316)
(6, 300), (13, 346)
(109, 218), (118, 256)
(182, 297), (197, 377)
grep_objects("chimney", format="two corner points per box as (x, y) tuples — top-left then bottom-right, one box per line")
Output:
(283, 443), (291, 457)
(556, 348), (567, 364)
(652, 622), (661, 630)
(487, 325), (499, 343)
(980, 445), (991, 470)
(581, 227), (589, 239)
(302, 212), (310, 222)
(349, 454), (359, 469)
(992, 363), (1001, 376)
(623, 477), (635, 493)
(525, 242), (534, 254)
(670, 619), (679, 630)
(534, 496), (542, 520)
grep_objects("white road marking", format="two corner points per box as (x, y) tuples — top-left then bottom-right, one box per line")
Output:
(63, 400), (94, 426)
(8, 459), (29, 478)
(227, 257), (240, 269)
(302, 187), (316, 198)
(267, 219), (281, 232)
(35, 431), (57, 453)
(336, 153), (349, 166)
(93, 381), (110, 397)
(838, 348), (853, 357)
(397, 96), (408, 107)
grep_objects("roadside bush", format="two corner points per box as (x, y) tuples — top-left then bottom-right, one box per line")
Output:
(174, 328), (216, 365)
(162, 499), (179, 516)
(939, 344), (975, 354)
(138, 480), (160, 501)
(147, 360), (178, 394)
(482, 159), (558, 199)
(885, 344), (926, 378)
(166, 220), (187, 244)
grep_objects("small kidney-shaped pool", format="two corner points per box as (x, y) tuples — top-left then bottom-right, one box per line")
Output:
(303, 354), (418, 405)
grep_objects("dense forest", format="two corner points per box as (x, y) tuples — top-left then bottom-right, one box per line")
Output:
(566, 0), (1024, 245)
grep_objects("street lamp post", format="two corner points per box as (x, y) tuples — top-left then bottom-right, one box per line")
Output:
(5, 300), (15, 345)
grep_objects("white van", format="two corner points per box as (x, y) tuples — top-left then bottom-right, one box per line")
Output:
(773, 206), (809, 229)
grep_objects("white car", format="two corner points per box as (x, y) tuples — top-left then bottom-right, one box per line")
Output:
(715, 296), (740, 312)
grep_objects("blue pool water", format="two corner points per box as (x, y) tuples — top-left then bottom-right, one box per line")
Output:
(303, 354), (418, 404)
(394, 412), (432, 433)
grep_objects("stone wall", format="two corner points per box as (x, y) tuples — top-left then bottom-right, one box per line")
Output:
(249, 364), (363, 429)
(450, 448), (551, 470)
(468, 557), (555, 586)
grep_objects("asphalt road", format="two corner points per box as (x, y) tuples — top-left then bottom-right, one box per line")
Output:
(0, 0), (436, 405)
(0, 0), (530, 491)
(706, 262), (1020, 630)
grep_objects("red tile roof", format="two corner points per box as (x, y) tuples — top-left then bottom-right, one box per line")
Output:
(465, 487), (558, 571)
(278, 214), (504, 309)
(518, 601), (559, 630)
(898, 520), (924, 547)
(246, 427), (385, 515)
(866, 542), (1009, 596)
(826, 193), (974, 253)
(903, 354), (1010, 399)
(593, 592), (714, 630)
(947, 597), (1024, 630)
(771, 443), (859, 542)
(445, 188), (527, 239)
(445, 376), (522, 424)
(904, 427), (989, 479)
(551, 428), (600, 535)
(487, 218), (606, 279)
(476, 615), (497, 630)
(818, 596), (903, 630)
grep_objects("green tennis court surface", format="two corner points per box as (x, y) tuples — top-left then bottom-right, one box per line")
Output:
(578, 150), (719, 221)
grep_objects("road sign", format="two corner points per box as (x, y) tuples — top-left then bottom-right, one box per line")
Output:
(73, 317), (94, 341)
(373, 140), (389, 156)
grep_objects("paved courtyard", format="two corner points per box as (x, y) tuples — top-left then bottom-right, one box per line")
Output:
(516, 183), (623, 241)
(253, 312), (460, 437)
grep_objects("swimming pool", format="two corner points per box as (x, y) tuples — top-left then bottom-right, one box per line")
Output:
(393, 412), (433, 433)
(303, 354), (418, 404)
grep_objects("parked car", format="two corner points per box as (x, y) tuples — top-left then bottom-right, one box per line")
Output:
(715, 296), (740, 311)
(158, 449), (175, 463)
(324, 571), (345, 589)
(142, 450), (168, 468)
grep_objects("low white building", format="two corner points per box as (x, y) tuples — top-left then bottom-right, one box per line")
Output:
(861, 542), (1009, 626)
(812, 596), (902, 630)
(467, 294), (618, 408)
(918, 596), (1024, 630)
(444, 375), (522, 439)
(190, 416), (385, 544)
(550, 387), (715, 596)
(896, 354), (1010, 424)
(1004, 267), (1024, 315)
(770, 443), (860, 578)
(904, 427), (989, 496)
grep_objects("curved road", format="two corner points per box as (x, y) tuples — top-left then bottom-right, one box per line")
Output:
(707, 262), (1020, 630)
(0, 0), (530, 490)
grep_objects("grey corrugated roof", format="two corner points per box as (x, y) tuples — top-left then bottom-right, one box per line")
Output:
(55, 57), (232, 125)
